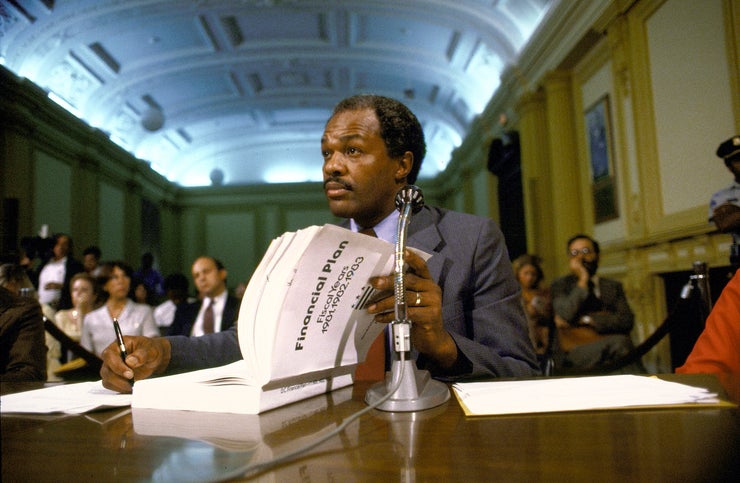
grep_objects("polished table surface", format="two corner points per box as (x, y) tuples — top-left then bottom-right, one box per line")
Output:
(2, 375), (738, 482)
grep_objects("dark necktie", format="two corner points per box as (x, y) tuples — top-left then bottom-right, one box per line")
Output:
(353, 226), (386, 381)
(203, 298), (215, 334)
(359, 226), (377, 237)
(584, 280), (604, 313)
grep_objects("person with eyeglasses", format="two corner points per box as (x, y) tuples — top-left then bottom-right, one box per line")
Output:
(549, 234), (645, 375)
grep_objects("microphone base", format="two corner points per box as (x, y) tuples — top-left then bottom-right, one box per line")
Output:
(364, 359), (450, 412)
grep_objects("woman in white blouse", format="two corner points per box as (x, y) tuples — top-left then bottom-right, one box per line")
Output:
(80, 261), (159, 357)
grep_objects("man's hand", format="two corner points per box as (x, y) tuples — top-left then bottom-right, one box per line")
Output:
(100, 336), (171, 393)
(712, 202), (740, 233)
(366, 249), (458, 369)
(568, 256), (590, 288)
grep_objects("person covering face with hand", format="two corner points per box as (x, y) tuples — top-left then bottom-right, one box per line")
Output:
(550, 234), (643, 374)
(100, 94), (539, 393)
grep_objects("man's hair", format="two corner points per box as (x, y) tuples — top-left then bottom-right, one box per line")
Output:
(195, 256), (225, 271)
(330, 94), (426, 184)
(566, 233), (600, 254)
(83, 245), (101, 258)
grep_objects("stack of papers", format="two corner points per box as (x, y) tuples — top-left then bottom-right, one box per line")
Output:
(1, 381), (131, 414)
(452, 375), (730, 416)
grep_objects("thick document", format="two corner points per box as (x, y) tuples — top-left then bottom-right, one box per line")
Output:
(132, 224), (399, 414)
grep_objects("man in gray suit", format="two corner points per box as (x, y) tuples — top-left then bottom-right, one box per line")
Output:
(100, 94), (540, 392)
(551, 234), (644, 374)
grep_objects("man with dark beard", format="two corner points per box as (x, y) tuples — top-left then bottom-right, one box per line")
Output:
(550, 234), (644, 374)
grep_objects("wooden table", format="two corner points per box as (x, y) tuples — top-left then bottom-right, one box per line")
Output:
(2, 375), (738, 482)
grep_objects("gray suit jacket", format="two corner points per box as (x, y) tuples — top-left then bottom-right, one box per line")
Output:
(551, 274), (634, 334)
(369, 205), (539, 379)
(550, 274), (643, 374)
(166, 206), (540, 379)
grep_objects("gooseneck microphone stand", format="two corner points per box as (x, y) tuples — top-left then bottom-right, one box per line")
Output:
(364, 185), (450, 411)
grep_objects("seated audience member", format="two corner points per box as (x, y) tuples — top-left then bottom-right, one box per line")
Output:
(21, 234), (56, 283)
(100, 94), (539, 393)
(82, 245), (103, 277)
(551, 234), (644, 374)
(81, 261), (159, 357)
(132, 276), (155, 306)
(512, 254), (554, 358)
(168, 257), (239, 337)
(0, 266), (48, 381)
(153, 273), (192, 335)
(133, 252), (165, 299)
(35, 233), (84, 310)
(54, 272), (99, 342)
(676, 270), (740, 401)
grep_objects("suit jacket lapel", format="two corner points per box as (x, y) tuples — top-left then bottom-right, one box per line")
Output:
(407, 207), (445, 281)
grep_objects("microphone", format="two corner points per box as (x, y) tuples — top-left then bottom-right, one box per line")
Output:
(394, 184), (424, 213)
(391, 185), (424, 338)
(364, 185), (450, 412)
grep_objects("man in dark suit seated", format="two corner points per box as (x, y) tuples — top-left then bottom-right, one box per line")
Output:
(99, 94), (540, 393)
(167, 256), (239, 337)
(551, 234), (645, 374)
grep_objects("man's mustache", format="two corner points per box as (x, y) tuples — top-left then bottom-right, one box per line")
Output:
(323, 177), (352, 190)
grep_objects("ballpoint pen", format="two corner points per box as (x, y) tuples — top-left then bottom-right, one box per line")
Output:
(113, 318), (128, 362)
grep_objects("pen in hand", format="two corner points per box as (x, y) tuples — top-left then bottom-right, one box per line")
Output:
(113, 318), (128, 363)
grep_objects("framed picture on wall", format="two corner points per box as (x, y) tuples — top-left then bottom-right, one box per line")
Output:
(584, 95), (618, 223)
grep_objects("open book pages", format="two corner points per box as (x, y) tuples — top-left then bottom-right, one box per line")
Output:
(452, 375), (732, 417)
(238, 224), (398, 386)
(132, 224), (430, 414)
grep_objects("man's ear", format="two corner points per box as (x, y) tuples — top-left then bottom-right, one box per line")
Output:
(395, 151), (414, 182)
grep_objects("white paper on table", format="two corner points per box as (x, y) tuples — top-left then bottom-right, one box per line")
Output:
(1, 381), (131, 414)
(452, 375), (725, 416)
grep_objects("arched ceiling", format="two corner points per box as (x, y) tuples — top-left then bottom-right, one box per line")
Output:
(1, 0), (555, 187)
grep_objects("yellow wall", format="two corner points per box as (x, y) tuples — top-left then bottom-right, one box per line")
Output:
(451, 0), (740, 371)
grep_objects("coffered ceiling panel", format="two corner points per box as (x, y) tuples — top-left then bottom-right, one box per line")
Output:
(0, 0), (555, 187)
